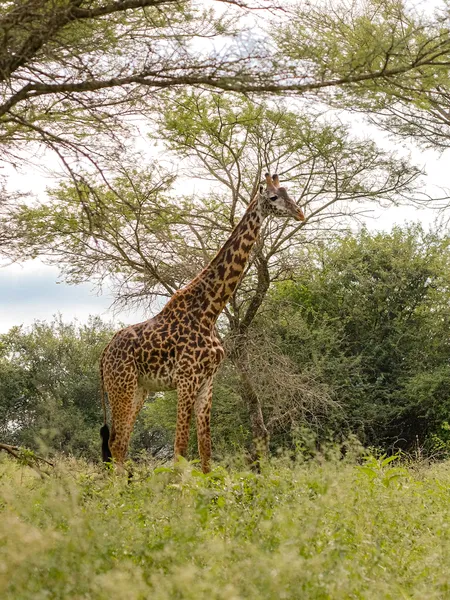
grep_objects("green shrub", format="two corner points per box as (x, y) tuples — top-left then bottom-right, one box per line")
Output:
(269, 226), (450, 451)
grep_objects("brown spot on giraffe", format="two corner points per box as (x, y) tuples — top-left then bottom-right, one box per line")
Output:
(100, 175), (305, 473)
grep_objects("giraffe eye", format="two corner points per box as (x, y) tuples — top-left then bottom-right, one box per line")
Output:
(269, 195), (278, 201)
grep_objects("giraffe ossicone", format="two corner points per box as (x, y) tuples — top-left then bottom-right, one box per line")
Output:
(100, 174), (305, 473)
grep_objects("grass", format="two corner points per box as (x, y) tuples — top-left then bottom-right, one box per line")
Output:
(2, 450), (450, 599)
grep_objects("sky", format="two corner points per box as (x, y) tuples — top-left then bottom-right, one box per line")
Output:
(0, 262), (116, 330)
(0, 155), (151, 332)
(0, 0), (449, 334)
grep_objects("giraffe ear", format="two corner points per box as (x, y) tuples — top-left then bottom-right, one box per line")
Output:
(259, 184), (264, 193)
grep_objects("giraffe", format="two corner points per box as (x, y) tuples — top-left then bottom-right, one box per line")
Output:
(100, 174), (305, 473)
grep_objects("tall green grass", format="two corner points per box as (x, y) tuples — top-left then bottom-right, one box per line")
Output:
(2, 452), (450, 599)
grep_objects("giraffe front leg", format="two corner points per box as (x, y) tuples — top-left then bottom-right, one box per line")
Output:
(195, 378), (213, 474)
(174, 380), (196, 464)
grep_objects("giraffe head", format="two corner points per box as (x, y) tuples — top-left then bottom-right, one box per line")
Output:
(259, 173), (305, 222)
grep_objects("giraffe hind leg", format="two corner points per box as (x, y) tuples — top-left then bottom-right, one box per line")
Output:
(108, 385), (147, 471)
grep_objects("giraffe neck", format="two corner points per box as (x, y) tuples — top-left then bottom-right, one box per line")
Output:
(170, 198), (264, 327)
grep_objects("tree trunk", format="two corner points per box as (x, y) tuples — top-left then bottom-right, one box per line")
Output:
(228, 254), (271, 468)
(234, 360), (269, 470)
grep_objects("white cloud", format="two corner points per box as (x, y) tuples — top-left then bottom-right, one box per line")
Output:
(0, 260), (146, 333)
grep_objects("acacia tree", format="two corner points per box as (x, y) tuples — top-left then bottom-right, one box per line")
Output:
(1, 0), (450, 184)
(1, 94), (421, 452)
(281, 0), (450, 105)
(290, 0), (450, 202)
(150, 92), (421, 451)
(1, 0), (250, 175)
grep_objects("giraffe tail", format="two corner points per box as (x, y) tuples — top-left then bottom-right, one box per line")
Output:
(100, 424), (111, 463)
(99, 352), (112, 463)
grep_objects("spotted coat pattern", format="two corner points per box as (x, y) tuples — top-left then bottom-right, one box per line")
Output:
(100, 175), (305, 473)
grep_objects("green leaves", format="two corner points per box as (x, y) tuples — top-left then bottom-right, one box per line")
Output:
(279, 0), (450, 150)
(281, 0), (450, 104)
(357, 453), (409, 488)
(0, 316), (115, 459)
(268, 225), (450, 451)
(4, 454), (450, 598)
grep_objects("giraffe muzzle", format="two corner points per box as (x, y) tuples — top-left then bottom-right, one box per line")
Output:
(294, 208), (306, 222)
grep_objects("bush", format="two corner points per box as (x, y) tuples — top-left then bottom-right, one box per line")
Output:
(3, 453), (450, 598)
(0, 316), (115, 460)
(268, 226), (450, 451)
